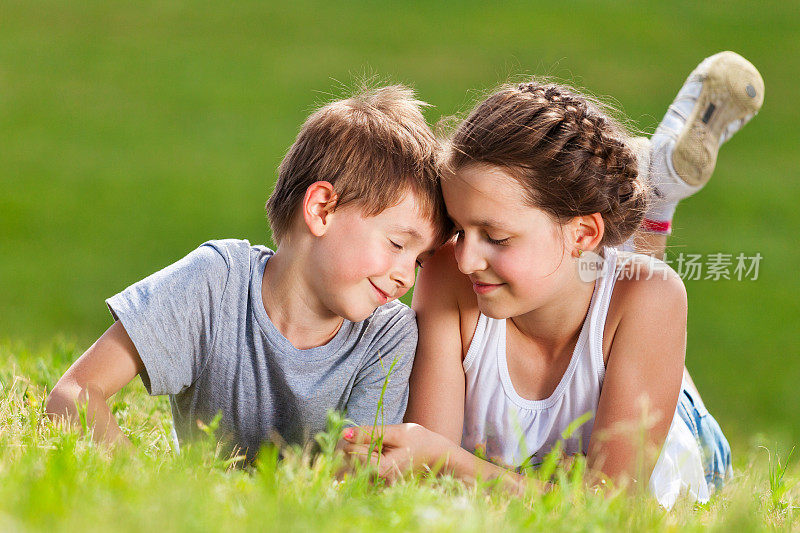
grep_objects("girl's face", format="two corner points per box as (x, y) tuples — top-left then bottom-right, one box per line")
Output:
(442, 163), (577, 319)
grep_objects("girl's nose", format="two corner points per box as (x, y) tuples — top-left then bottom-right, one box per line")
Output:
(454, 233), (486, 275)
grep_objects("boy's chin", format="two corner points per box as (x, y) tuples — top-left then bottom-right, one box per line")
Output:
(347, 306), (381, 322)
(334, 302), (382, 323)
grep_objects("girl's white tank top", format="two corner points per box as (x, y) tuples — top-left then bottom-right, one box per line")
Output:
(461, 248), (617, 467)
(459, 247), (709, 508)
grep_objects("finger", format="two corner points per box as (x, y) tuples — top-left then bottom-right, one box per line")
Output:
(384, 458), (407, 486)
(344, 424), (407, 447)
(344, 443), (385, 469)
(341, 442), (373, 460)
(377, 448), (410, 481)
(341, 426), (376, 445)
(337, 446), (381, 479)
(340, 440), (364, 454)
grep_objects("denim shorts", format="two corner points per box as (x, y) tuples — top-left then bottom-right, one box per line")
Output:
(676, 385), (732, 491)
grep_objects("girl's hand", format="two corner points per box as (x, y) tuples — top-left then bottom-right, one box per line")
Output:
(340, 423), (459, 481)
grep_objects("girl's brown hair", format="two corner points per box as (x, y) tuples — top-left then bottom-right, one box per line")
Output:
(446, 82), (647, 247)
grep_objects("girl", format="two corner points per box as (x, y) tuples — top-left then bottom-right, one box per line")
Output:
(343, 52), (763, 508)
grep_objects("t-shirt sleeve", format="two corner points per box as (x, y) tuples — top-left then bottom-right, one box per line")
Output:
(105, 243), (230, 396)
(345, 306), (418, 426)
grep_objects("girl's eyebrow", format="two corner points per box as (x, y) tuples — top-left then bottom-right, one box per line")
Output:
(470, 218), (513, 231)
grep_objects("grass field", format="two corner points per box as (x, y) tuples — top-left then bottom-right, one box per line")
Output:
(3, 342), (800, 531)
(2, 1), (800, 529)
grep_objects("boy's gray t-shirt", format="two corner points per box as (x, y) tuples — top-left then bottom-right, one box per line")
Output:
(106, 239), (417, 461)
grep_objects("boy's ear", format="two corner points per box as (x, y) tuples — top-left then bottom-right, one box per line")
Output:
(568, 213), (604, 256)
(302, 181), (339, 237)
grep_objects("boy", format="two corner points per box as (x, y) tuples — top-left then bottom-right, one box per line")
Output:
(46, 84), (450, 463)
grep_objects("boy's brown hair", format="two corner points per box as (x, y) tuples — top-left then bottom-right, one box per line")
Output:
(267, 84), (450, 246)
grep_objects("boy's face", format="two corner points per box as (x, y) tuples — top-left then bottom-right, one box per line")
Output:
(307, 191), (438, 322)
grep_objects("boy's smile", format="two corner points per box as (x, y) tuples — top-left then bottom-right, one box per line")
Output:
(368, 280), (393, 304)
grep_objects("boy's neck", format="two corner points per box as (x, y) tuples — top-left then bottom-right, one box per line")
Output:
(261, 248), (344, 350)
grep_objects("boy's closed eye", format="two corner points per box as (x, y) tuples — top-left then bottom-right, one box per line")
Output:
(389, 238), (426, 268)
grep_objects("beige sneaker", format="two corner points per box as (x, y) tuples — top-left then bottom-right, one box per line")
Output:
(644, 51), (764, 230)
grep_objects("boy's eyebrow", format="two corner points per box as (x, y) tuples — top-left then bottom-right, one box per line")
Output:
(390, 225), (425, 241)
(390, 225), (439, 254)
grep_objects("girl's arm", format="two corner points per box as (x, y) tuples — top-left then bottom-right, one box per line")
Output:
(404, 242), (473, 443)
(349, 246), (533, 491)
(45, 320), (144, 448)
(342, 423), (530, 494)
(587, 262), (688, 486)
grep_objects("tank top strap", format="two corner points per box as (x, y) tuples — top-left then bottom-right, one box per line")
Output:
(462, 313), (488, 372)
(463, 312), (505, 373)
(584, 246), (620, 384)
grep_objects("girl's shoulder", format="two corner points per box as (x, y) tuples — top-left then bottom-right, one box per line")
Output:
(611, 252), (686, 295)
(602, 251), (688, 362)
(415, 241), (481, 359)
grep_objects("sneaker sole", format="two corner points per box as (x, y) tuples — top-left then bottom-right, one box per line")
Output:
(672, 51), (765, 187)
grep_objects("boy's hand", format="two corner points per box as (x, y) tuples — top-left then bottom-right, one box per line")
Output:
(46, 320), (144, 449)
(340, 423), (458, 482)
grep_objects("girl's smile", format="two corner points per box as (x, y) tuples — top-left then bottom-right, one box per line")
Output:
(471, 279), (504, 294)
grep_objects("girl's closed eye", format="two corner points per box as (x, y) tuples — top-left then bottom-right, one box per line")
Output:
(452, 224), (509, 246)
(486, 234), (511, 246)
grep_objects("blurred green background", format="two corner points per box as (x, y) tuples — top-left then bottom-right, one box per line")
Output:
(2, 1), (798, 449)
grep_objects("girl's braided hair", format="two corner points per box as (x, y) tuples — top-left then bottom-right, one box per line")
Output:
(445, 81), (648, 247)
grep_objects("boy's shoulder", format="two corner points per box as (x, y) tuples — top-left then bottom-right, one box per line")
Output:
(191, 238), (276, 283)
(147, 239), (272, 300)
(369, 298), (415, 322)
(359, 299), (417, 347)
(199, 238), (273, 264)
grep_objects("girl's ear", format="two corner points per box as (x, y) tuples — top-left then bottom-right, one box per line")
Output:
(302, 181), (338, 237)
(569, 213), (604, 257)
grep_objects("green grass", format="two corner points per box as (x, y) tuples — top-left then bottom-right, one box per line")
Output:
(2, 341), (799, 532)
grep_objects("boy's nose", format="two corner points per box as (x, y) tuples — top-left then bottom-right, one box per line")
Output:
(390, 259), (416, 294)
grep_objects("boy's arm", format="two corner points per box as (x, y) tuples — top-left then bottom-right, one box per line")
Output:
(46, 241), (232, 448)
(45, 320), (144, 448)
